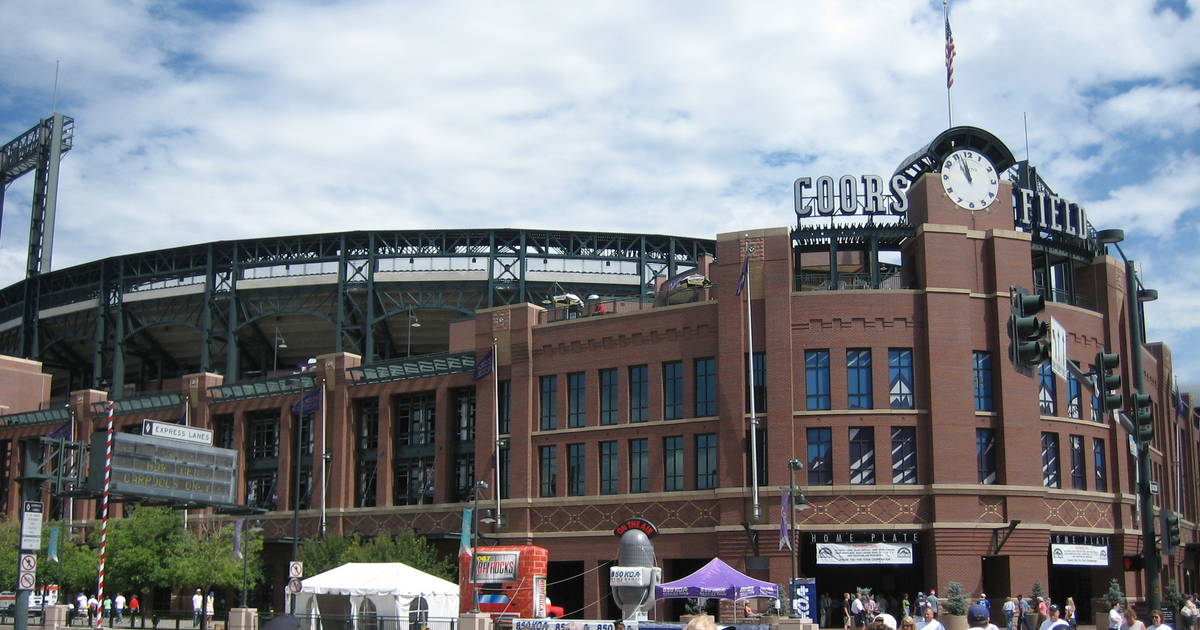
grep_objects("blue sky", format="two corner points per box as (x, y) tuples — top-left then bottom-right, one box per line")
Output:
(1, 0), (1199, 390)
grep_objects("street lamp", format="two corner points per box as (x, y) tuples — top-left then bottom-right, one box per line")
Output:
(406, 312), (421, 357)
(785, 459), (810, 618)
(469, 480), (489, 614)
(273, 328), (287, 373)
(1096, 228), (1162, 611)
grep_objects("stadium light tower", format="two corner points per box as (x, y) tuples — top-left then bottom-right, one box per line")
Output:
(1096, 228), (1161, 611)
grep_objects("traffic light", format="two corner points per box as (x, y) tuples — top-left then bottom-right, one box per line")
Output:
(1123, 555), (1144, 571)
(1132, 392), (1154, 443)
(1165, 510), (1181, 550)
(1095, 352), (1122, 414)
(1008, 291), (1050, 369)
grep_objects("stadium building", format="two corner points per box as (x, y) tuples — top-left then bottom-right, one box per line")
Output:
(1, 126), (1197, 620)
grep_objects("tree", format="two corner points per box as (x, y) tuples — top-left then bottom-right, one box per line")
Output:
(299, 530), (454, 580)
(1031, 581), (1046, 604)
(943, 581), (968, 616)
(1105, 579), (1124, 610)
(1164, 580), (1185, 616)
(106, 507), (189, 596)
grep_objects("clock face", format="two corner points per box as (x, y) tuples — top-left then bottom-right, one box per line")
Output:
(940, 149), (999, 210)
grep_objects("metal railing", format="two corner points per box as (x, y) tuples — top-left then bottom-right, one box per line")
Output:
(796, 272), (910, 291)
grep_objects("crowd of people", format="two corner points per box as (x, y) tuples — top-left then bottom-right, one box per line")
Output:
(68, 592), (140, 626)
(808, 590), (1200, 630)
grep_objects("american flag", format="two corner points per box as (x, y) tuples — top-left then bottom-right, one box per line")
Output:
(944, 8), (956, 89)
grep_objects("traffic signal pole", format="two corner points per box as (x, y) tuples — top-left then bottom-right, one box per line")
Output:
(1126, 258), (1160, 612)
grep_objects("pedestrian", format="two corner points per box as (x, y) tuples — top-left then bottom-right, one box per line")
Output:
(115, 593), (126, 624)
(918, 594), (928, 619)
(1019, 595), (1035, 630)
(1064, 598), (1076, 629)
(1148, 610), (1172, 630)
(843, 593), (853, 630)
(1038, 599), (1049, 627)
(88, 594), (99, 627)
(917, 605), (945, 630)
(853, 593), (867, 630)
(1110, 603), (1124, 630)
(903, 594), (912, 619)
(191, 589), (203, 626)
(1039, 605), (1069, 630)
(129, 594), (140, 627)
(76, 593), (88, 627)
(979, 594), (990, 612)
(970, 603), (1001, 630)
(1122, 607), (1147, 630)
(1003, 597), (1017, 630)
(928, 592), (940, 618)
(1181, 597), (1198, 630)
(821, 592), (833, 628)
(205, 592), (214, 622)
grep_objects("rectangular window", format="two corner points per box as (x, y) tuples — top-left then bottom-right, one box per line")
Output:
(1091, 386), (1102, 423)
(214, 414), (234, 449)
(849, 427), (875, 485)
(599, 441), (619, 495)
(745, 427), (768, 488)
(249, 412), (280, 459)
(567, 443), (585, 496)
(539, 375), (558, 430)
(805, 350), (831, 410)
(746, 351), (767, 413)
(454, 455), (475, 502)
(628, 364), (649, 423)
(454, 387), (476, 441)
(664, 436), (684, 491)
(889, 348), (915, 409)
(847, 349), (873, 409)
(1093, 438), (1107, 492)
(1041, 432), (1060, 488)
(807, 427), (832, 485)
(1070, 434), (1085, 490)
(1038, 362), (1057, 416)
(1067, 367), (1082, 419)
(498, 379), (512, 434)
(695, 433), (718, 489)
(891, 427), (917, 484)
(500, 448), (510, 499)
(694, 357), (717, 417)
(568, 371), (586, 428)
(973, 351), (993, 411)
(663, 361), (684, 419)
(354, 399), (379, 507)
(977, 428), (997, 484)
(539, 445), (557, 497)
(599, 368), (618, 425)
(395, 392), (436, 446)
(629, 438), (649, 493)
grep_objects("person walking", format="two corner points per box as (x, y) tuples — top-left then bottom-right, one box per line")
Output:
(853, 593), (867, 630)
(191, 589), (203, 626)
(129, 594), (140, 628)
(1110, 603), (1125, 630)
(1003, 597), (1016, 630)
(1148, 610), (1173, 630)
(114, 593), (126, 625)
(843, 593), (853, 630)
(1019, 595), (1035, 630)
(903, 594), (912, 620)
(1121, 607), (1147, 630)
(1063, 598), (1076, 629)
(928, 592), (940, 618)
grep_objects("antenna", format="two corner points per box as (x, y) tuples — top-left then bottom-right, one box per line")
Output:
(52, 59), (61, 114)
(1023, 112), (1030, 162)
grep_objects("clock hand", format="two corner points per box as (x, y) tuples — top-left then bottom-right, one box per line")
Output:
(960, 160), (973, 184)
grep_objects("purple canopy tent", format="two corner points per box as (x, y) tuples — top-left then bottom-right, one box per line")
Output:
(654, 558), (780, 600)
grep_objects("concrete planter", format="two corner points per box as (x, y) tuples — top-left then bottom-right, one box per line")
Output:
(941, 614), (969, 630)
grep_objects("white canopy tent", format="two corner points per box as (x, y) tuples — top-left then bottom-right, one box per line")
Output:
(296, 562), (460, 630)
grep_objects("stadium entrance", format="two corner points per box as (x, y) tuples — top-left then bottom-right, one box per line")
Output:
(801, 531), (924, 624)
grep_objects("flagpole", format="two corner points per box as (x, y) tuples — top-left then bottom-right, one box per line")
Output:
(745, 244), (761, 521)
(492, 338), (501, 527)
(319, 376), (327, 538)
(944, 0), (954, 127)
(182, 394), (189, 531)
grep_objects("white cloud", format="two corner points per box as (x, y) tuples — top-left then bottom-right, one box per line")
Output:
(2, 0), (1200, 380)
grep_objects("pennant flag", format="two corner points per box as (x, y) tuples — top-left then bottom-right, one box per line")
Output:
(944, 5), (956, 89)
(292, 389), (321, 415)
(474, 348), (494, 381)
(460, 507), (474, 553)
(735, 256), (750, 296)
(779, 491), (793, 551)
(233, 519), (244, 559)
(1174, 385), (1188, 418)
(48, 420), (71, 439)
(48, 526), (60, 562)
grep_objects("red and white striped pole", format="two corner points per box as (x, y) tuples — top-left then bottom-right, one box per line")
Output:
(95, 401), (115, 629)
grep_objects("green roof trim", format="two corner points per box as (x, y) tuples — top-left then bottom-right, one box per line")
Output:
(91, 392), (184, 416)
(209, 373), (317, 403)
(0, 406), (70, 427)
(350, 351), (476, 385)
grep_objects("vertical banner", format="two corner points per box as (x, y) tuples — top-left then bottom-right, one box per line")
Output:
(791, 577), (817, 621)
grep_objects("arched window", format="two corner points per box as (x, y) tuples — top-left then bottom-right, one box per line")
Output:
(408, 597), (429, 630)
(358, 598), (378, 630)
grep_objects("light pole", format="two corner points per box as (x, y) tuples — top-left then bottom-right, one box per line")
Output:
(469, 480), (489, 614)
(407, 312), (421, 357)
(273, 328), (287, 373)
(240, 523), (263, 607)
(1096, 228), (1161, 611)
(785, 459), (809, 618)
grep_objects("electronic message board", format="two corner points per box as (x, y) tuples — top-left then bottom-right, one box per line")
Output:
(88, 431), (238, 506)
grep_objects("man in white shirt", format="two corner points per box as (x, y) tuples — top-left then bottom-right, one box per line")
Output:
(853, 594), (867, 630)
(114, 594), (126, 623)
(192, 589), (203, 626)
(918, 605), (946, 630)
(1110, 604), (1124, 630)
(1039, 604), (1070, 630)
(970, 604), (1001, 630)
